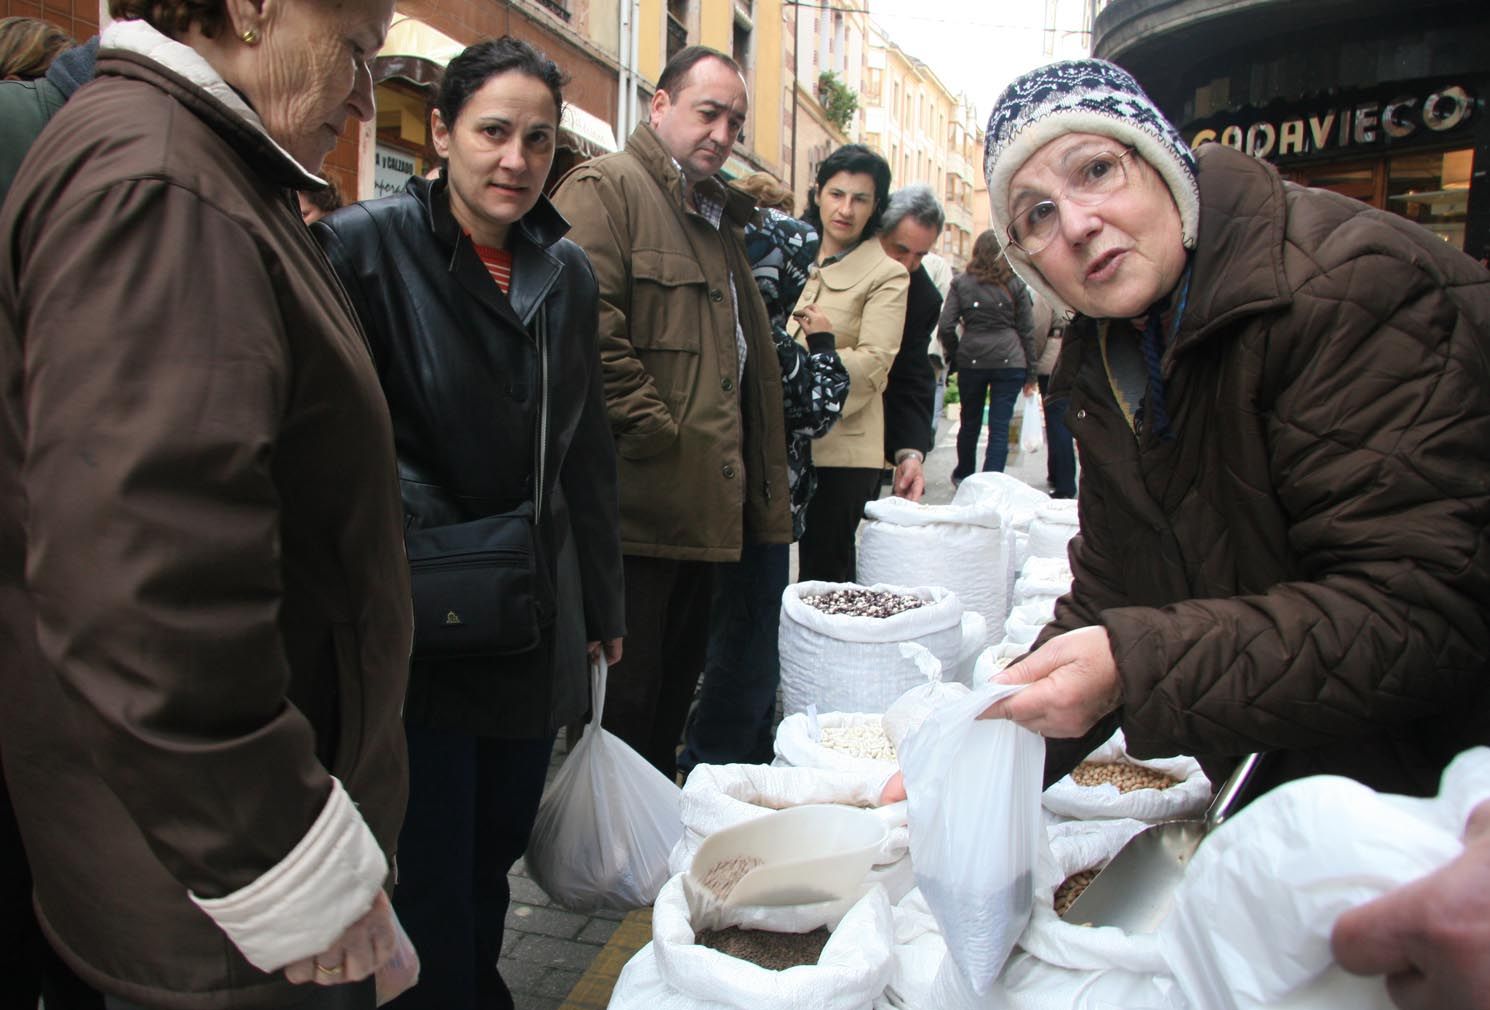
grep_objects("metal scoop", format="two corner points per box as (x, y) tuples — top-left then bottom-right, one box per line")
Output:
(1061, 752), (1261, 933)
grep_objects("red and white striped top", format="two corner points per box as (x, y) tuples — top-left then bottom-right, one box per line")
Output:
(472, 241), (513, 295)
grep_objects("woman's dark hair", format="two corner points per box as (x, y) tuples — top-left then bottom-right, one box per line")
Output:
(0, 16), (73, 79)
(966, 228), (1014, 289)
(108, 0), (228, 40)
(802, 144), (893, 239)
(436, 36), (568, 130)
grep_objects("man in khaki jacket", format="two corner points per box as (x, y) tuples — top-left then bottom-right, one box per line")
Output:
(552, 46), (790, 777)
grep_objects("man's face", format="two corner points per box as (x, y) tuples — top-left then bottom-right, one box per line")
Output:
(880, 217), (940, 273)
(649, 57), (749, 183)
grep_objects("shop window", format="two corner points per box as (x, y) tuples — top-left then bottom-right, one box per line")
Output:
(535, 0), (571, 22)
(1386, 148), (1471, 250)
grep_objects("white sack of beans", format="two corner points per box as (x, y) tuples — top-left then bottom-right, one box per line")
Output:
(857, 493), (1017, 642)
(1027, 498), (1081, 560)
(774, 711), (898, 776)
(668, 763), (913, 904)
(1017, 817), (1165, 974)
(1002, 598), (1058, 649)
(1014, 556), (1073, 603)
(607, 873), (895, 1010)
(1043, 729), (1211, 824)
(779, 582), (974, 717)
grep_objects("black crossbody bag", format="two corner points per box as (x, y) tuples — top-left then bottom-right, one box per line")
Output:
(404, 310), (554, 659)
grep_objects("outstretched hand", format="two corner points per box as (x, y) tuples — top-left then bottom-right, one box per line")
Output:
(978, 626), (1122, 738)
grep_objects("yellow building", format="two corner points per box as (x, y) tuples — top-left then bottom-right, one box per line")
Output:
(859, 24), (979, 269)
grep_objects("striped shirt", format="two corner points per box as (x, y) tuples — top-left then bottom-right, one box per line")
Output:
(472, 241), (513, 295)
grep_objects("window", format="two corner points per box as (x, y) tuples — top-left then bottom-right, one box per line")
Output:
(733, 21), (751, 75)
(535, 0), (571, 21)
(667, 0), (688, 63)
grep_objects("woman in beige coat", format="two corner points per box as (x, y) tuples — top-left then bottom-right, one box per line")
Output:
(789, 144), (909, 583)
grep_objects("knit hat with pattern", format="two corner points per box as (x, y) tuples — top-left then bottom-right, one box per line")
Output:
(984, 59), (1199, 316)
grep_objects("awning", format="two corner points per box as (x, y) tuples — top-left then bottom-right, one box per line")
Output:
(370, 17), (617, 158)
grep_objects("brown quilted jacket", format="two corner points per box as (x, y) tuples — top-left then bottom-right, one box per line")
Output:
(1041, 143), (1490, 802)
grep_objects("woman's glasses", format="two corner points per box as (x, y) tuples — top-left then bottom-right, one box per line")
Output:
(1007, 147), (1135, 256)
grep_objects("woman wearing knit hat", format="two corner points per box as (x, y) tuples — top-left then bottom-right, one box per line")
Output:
(971, 61), (1490, 814)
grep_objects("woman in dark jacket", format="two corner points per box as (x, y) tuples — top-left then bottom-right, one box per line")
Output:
(313, 37), (624, 1010)
(938, 228), (1037, 483)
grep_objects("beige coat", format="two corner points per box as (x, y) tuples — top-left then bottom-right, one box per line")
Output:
(788, 240), (909, 468)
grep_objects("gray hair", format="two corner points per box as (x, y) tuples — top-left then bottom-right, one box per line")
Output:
(881, 183), (945, 234)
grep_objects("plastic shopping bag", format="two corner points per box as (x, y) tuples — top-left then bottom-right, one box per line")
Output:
(1019, 393), (1044, 454)
(526, 656), (683, 912)
(898, 678), (1045, 999)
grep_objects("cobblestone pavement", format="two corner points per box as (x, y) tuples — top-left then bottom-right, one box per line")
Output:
(498, 402), (1057, 1009)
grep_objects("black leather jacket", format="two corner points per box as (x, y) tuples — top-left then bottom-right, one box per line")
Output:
(314, 176), (625, 737)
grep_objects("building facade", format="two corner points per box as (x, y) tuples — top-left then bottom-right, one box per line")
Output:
(1094, 0), (1489, 260)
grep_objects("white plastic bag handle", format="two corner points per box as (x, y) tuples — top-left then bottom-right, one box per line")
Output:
(588, 655), (609, 728)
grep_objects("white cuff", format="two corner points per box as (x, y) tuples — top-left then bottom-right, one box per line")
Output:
(190, 779), (388, 973)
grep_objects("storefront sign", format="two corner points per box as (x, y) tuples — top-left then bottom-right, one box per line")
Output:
(373, 145), (419, 199)
(1187, 83), (1475, 161)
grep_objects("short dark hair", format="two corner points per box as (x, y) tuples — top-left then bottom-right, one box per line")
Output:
(108, 0), (228, 40)
(803, 144), (893, 238)
(656, 45), (740, 98)
(436, 36), (567, 130)
(301, 178), (343, 215)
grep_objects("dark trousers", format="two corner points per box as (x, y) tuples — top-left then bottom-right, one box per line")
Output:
(954, 367), (1026, 479)
(600, 555), (714, 777)
(1, 769), (104, 1010)
(797, 466), (886, 585)
(678, 542), (789, 773)
(387, 727), (555, 1010)
(108, 981), (372, 1010)
(1038, 374), (1077, 498)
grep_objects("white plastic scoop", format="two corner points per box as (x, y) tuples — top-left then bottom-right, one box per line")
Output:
(688, 802), (905, 907)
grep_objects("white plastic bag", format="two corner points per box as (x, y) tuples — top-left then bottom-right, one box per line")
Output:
(778, 582), (974, 716)
(608, 874), (896, 1010)
(526, 657), (682, 912)
(1027, 500), (1080, 560)
(1160, 747), (1490, 1010)
(1041, 729), (1210, 824)
(1002, 599), (1057, 648)
(1019, 393), (1044, 454)
(881, 643), (970, 754)
(1013, 557), (1073, 603)
(899, 679), (1045, 998)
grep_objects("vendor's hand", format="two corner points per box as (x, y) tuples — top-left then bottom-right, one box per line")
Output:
(979, 626), (1121, 738)
(792, 304), (832, 335)
(879, 771), (906, 805)
(1331, 800), (1490, 1010)
(284, 890), (399, 986)
(892, 456), (925, 501)
(587, 638), (623, 666)
(1023, 380), (1039, 396)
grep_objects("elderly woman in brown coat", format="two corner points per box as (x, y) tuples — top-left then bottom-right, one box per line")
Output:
(966, 59), (1490, 803)
(0, 0), (414, 1006)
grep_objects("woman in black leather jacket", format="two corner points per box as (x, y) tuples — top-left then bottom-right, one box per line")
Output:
(313, 38), (624, 1010)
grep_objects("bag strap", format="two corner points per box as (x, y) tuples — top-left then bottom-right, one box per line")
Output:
(589, 655), (607, 727)
(533, 305), (549, 517)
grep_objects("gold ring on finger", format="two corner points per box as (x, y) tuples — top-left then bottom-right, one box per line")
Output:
(314, 959), (343, 976)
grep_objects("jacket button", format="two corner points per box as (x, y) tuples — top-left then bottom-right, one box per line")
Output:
(1076, 409), (1087, 420)
(721, 377), (735, 392)
(709, 289), (724, 303)
(722, 464), (736, 479)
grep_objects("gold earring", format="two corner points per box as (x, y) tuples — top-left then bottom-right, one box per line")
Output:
(240, 27), (259, 45)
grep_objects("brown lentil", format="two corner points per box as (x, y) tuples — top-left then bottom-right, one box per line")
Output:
(700, 856), (765, 900)
(695, 926), (832, 970)
(1070, 761), (1178, 793)
(801, 589), (927, 618)
(1054, 868), (1100, 917)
